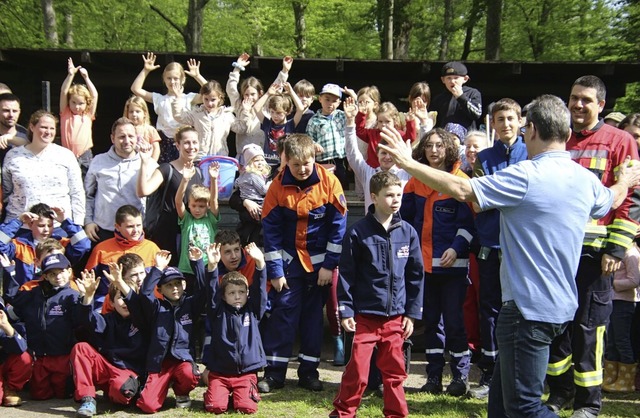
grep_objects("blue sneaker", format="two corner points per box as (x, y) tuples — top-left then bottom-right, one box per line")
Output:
(77, 396), (96, 417)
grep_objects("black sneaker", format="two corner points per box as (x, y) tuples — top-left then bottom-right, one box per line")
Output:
(545, 393), (574, 413)
(257, 377), (284, 393)
(419, 377), (443, 394)
(446, 377), (470, 397)
(298, 376), (323, 391)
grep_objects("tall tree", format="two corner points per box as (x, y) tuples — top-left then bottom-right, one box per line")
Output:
(378, 0), (394, 59)
(41, 0), (59, 46)
(485, 0), (502, 60)
(393, 0), (412, 59)
(292, 1), (308, 58)
(461, 0), (484, 60)
(150, 0), (210, 53)
(439, 0), (454, 60)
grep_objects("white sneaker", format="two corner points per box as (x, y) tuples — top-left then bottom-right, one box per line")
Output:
(175, 395), (191, 408)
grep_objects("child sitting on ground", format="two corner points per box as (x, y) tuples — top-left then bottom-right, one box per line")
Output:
(0, 296), (30, 407)
(3, 253), (80, 400)
(194, 242), (267, 414)
(70, 264), (146, 417)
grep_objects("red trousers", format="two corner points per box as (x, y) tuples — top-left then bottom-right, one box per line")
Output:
(0, 352), (32, 400)
(70, 342), (138, 405)
(30, 353), (71, 399)
(332, 314), (408, 418)
(136, 358), (199, 414)
(204, 371), (260, 414)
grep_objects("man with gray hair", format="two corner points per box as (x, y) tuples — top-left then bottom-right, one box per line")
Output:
(378, 94), (640, 417)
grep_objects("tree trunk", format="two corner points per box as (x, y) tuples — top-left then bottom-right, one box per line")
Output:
(292, 1), (307, 58)
(185, 0), (209, 53)
(64, 12), (73, 47)
(461, 0), (484, 60)
(439, 0), (453, 60)
(41, 0), (58, 46)
(485, 0), (502, 60)
(379, 0), (394, 59)
(393, 0), (412, 60)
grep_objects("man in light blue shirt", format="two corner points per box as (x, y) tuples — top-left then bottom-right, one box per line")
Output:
(379, 95), (640, 418)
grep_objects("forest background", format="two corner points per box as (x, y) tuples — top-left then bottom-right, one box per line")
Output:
(1, 0), (640, 111)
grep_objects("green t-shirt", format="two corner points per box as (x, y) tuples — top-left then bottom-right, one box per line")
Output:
(178, 209), (220, 274)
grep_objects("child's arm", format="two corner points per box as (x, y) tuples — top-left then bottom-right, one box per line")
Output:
(230, 97), (253, 134)
(54, 206), (91, 265)
(0, 218), (22, 260)
(175, 162), (197, 219)
(60, 57), (80, 112)
(283, 82), (305, 127)
(130, 52), (160, 103)
(185, 58), (207, 105)
(208, 162), (220, 217)
(273, 56), (292, 86)
(171, 85), (196, 125)
(77, 269), (100, 307)
(253, 83), (279, 124)
(79, 66), (98, 116)
(102, 262), (133, 297)
(226, 53), (250, 109)
(244, 243), (268, 317)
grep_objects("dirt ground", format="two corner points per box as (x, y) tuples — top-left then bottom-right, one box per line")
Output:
(3, 349), (475, 417)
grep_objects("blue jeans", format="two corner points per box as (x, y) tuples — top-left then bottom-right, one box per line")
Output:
(606, 300), (636, 363)
(488, 302), (567, 418)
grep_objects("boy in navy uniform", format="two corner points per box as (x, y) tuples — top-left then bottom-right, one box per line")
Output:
(259, 134), (347, 392)
(70, 263), (147, 417)
(331, 171), (424, 418)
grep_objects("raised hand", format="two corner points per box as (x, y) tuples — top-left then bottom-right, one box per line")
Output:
(142, 52), (160, 72)
(155, 250), (172, 270)
(237, 53), (250, 68)
(343, 97), (358, 120)
(19, 212), (39, 226)
(188, 246), (203, 261)
(208, 161), (220, 180)
(183, 161), (196, 181)
(282, 56), (293, 73)
(103, 262), (123, 284)
(244, 242), (264, 268)
(78, 269), (99, 297)
(206, 243), (221, 266)
(79, 67), (89, 79)
(185, 58), (201, 79)
(67, 57), (80, 76)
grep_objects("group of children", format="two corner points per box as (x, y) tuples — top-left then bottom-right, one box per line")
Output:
(2, 53), (639, 418)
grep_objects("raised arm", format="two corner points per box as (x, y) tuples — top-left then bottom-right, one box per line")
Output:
(208, 161), (220, 216)
(79, 66), (99, 116)
(253, 83), (279, 124)
(130, 52), (160, 103)
(226, 53), (250, 109)
(175, 162), (196, 219)
(60, 58), (80, 111)
(283, 82), (305, 127)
